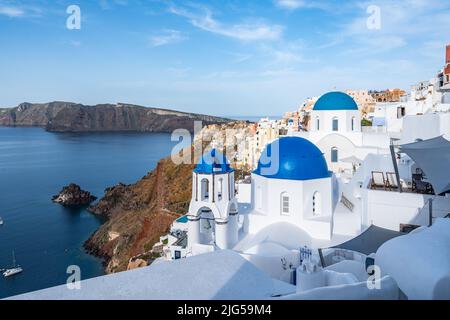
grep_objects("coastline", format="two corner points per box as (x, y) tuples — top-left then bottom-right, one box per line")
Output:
(0, 127), (178, 297)
(0, 102), (231, 133)
(81, 121), (254, 273)
(0, 119), (255, 296)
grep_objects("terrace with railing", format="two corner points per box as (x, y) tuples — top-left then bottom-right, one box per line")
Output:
(368, 169), (435, 195)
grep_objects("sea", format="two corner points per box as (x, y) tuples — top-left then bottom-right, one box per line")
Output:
(0, 115), (265, 298)
(0, 126), (192, 298)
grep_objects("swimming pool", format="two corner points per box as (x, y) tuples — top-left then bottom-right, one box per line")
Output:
(176, 215), (188, 223)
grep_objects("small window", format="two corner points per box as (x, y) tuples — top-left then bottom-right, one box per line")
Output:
(313, 191), (321, 216)
(331, 147), (338, 163)
(397, 107), (406, 119)
(174, 250), (181, 260)
(351, 117), (356, 131)
(201, 178), (209, 201)
(332, 117), (339, 131)
(316, 117), (320, 131)
(218, 178), (223, 201)
(281, 193), (290, 215)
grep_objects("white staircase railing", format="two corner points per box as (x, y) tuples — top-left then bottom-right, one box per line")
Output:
(341, 193), (354, 212)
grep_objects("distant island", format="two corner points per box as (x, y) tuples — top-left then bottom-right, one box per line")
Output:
(0, 102), (231, 133)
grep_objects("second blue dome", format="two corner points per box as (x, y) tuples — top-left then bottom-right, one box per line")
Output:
(253, 137), (331, 180)
(194, 148), (234, 174)
(313, 91), (358, 111)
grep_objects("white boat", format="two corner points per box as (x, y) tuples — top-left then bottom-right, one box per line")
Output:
(3, 251), (23, 277)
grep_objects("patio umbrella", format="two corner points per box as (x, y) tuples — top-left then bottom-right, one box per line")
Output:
(329, 225), (404, 255)
(399, 136), (450, 194)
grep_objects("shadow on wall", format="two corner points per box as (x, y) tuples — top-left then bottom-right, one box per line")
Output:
(332, 174), (340, 211)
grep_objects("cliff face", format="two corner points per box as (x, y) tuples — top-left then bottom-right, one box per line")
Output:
(52, 183), (97, 206)
(0, 102), (230, 132)
(84, 122), (254, 273)
(85, 157), (195, 273)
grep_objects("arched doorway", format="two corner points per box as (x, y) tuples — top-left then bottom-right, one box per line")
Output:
(198, 207), (216, 245)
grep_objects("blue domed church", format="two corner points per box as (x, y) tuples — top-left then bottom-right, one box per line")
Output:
(187, 149), (239, 252)
(186, 91), (368, 255)
(186, 137), (336, 256)
(310, 91), (361, 134)
(289, 91), (372, 174)
(248, 137), (335, 240)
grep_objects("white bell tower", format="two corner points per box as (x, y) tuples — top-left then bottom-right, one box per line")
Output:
(187, 149), (239, 251)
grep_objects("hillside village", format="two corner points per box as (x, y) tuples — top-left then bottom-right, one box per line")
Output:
(14, 45), (450, 301)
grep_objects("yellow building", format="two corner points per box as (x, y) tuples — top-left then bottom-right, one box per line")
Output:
(345, 90), (376, 115)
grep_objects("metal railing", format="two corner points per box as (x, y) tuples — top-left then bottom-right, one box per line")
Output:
(341, 193), (354, 212)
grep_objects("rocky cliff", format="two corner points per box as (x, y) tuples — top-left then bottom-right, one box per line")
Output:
(84, 121), (254, 273)
(84, 157), (195, 272)
(52, 183), (97, 206)
(0, 102), (230, 132)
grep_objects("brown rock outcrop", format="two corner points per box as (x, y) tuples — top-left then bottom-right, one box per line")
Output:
(52, 183), (97, 206)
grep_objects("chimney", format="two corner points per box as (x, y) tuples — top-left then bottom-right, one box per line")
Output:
(446, 45), (450, 64)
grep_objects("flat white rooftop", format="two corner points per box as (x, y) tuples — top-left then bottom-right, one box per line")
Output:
(8, 250), (288, 300)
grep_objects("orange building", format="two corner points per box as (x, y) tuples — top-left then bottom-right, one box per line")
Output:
(444, 45), (450, 85)
(437, 44), (450, 89)
(369, 89), (406, 103)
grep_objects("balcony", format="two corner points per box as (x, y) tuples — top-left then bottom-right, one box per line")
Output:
(368, 171), (434, 195)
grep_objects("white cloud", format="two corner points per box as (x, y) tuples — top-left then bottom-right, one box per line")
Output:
(169, 5), (283, 41)
(149, 30), (187, 47)
(0, 6), (25, 17)
(318, 0), (450, 60)
(0, 2), (44, 18)
(341, 35), (407, 56)
(227, 52), (253, 63)
(274, 0), (306, 10)
(345, 0), (450, 36)
(99, 0), (129, 10)
(274, 0), (329, 11)
(260, 45), (304, 65)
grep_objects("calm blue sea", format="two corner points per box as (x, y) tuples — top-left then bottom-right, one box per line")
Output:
(0, 127), (182, 298)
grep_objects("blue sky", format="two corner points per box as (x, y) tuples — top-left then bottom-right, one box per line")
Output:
(0, 0), (449, 116)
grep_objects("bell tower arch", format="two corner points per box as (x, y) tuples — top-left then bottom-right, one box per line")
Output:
(187, 149), (239, 251)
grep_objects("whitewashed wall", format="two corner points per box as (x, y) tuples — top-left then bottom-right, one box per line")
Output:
(248, 174), (333, 239)
(364, 189), (437, 230)
(310, 110), (361, 133)
(400, 113), (450, 143)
